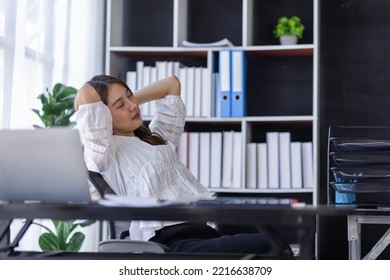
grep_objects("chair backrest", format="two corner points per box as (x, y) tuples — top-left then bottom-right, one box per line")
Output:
(87, 170), (117, 238)
(88, 170), (116, 197)
(87, 170), (169, 254)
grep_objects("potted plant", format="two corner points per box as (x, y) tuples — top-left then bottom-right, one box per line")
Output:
(32, 220), (95, 252)
(32, 83), (77, 128)
(273, 16), (305, 45)
(31, 82), (95, 252)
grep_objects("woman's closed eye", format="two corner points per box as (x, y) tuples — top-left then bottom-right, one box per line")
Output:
(127, 92), (133, 99)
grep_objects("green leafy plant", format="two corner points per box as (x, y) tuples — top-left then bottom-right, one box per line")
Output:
(32, 83), (77, 129)
(31, 82), (95, 252)
(33, 220), (95, 252)
(273, 16), (305, 39)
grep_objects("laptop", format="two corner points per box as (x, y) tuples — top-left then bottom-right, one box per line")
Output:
(0, 128), (91, 203)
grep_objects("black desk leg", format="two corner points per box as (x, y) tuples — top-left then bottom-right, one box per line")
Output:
(0, 219), (33, 258)
(0, 220), (12, 250)
(297, 216), (316, 260)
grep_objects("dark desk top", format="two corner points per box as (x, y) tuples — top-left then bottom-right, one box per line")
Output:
(0, 199), (355, 260)
(352, 207), (390, 215)
(330, 203), (390, 215)
(0, 198), (355, 225)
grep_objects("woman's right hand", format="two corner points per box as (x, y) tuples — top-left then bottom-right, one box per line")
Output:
(134, 75), (180, 105)
(74, 83), (101, 111)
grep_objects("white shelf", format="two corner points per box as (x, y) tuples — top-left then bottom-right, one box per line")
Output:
(109, 44), (315, 53)
(106, 0), (319, 204)
(143, 116), (315, 123)
(209, 188), (314, 194)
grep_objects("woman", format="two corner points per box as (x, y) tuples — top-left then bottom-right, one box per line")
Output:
(75, 74), (292, 256)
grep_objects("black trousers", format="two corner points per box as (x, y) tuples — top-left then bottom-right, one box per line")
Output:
(149, 222), (293, 257)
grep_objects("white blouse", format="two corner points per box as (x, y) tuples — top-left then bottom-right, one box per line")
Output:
(75, 95), (210, 241)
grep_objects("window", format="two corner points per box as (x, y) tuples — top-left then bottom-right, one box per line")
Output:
(2, 0), (105, 252)
(0, 0), (105, 129)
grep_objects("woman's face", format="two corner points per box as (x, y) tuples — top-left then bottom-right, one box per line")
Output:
(106, 83), (143, 136)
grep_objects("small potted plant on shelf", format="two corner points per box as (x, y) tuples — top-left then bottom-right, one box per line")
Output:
(273, 16), (305, 45)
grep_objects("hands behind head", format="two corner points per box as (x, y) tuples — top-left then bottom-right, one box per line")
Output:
(74, 84), (101, 111)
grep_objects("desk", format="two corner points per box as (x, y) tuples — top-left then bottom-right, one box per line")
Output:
(348, 208), (390, 260)
(0, 199), (354, 259)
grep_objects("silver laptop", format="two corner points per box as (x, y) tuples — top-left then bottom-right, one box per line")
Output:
(0, 128), (91, 203)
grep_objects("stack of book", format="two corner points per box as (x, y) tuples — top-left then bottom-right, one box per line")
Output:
(177, 130), (313, 190)
(127, 48), (247, 119)
(126, 61), (212, 118)
(177, 131), (242, 189)
(246, 132), (313, 190)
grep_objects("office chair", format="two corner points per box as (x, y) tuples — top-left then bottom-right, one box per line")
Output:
(87, 170), (170, 253)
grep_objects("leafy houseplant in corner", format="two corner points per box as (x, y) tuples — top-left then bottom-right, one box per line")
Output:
(32, 83), (77, 129)
(273, 16), (305, 45)
(31, 82), (95, 252)
(33, 220), (96, 251)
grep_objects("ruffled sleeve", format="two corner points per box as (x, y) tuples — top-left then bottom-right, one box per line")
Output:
(75, 101), (114, 172)
(149, 95), (186, 148)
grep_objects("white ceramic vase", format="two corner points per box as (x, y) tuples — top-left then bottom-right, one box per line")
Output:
(279, 34), (298, 45)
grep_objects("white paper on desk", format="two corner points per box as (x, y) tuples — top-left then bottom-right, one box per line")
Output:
(98, 193), (215, 207)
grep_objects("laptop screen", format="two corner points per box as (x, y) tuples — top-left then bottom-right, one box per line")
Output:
(0, 128), (91, 203)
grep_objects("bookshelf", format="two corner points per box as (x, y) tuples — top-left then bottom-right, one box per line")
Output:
(105, 0), (319, 205)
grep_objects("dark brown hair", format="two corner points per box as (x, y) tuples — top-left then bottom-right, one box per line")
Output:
(88, 74), (166, 145)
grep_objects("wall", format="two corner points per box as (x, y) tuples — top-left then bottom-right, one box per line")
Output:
(319, 0), (390, 259)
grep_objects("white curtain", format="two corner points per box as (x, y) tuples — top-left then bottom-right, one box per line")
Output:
(0, 0), (105, 129)
(0, 0), (105, 252)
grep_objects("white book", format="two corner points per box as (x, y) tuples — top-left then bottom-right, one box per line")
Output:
(126, 71), (137, 92)
(257, 143), (268, 189)
(210, 132), (222, 188)
(166, 61), (174, 76)
(201, 67), (211, 117)
(182, 38), (234, 48)
(232, 132), (242, 189)
(302, 142), (314, 189)
(188, 132), (200, 180)
(291, 142), (303, 189)
(186, 67), (195, 117)
(199, 132), (211, 188)
(135, 61), (144, 91)
(178, 67), (187, 111)
(149, 67), (157, 116)
(212, 73), (220, 117)
(177, 132), (189, 167)
(134, 62), (144, 117)
(156, 61), (167, 81)
(150, 67), (157, 84)
(267, 132), (279, 189)
(246, 143), (257, 189)
(142, 66), (151, 87)
(222, 131), (234, 188)
(173, 61), (181, 76)
(194, 67), (202, 117)
(279, 132), (291, 189)
(141, 66), (151, 116)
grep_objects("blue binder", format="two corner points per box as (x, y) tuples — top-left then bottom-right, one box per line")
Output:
(231, 50), (246, 117)
(218, 50), (231, 117)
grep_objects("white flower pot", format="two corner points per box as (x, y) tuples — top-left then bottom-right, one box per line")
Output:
(279, 35), (298, 45)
